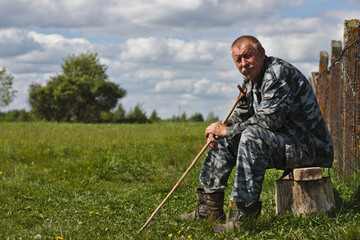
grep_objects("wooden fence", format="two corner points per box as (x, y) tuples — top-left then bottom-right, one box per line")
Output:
(310, 19), (360, 177)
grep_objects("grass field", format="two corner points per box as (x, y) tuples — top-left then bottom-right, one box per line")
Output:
(1, 122), (360, 240)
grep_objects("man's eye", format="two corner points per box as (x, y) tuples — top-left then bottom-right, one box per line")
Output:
(243, 54), (251, 59)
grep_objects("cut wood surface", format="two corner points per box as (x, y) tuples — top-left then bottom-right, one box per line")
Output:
(293, 167), (323, 181)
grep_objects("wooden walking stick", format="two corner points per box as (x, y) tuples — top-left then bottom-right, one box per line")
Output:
(138, 84), (246, 234)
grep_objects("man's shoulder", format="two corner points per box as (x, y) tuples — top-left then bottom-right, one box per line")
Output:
(265, 56), (303, 78)
(266, 56), (292, 69)
(263, 56), (310, 93)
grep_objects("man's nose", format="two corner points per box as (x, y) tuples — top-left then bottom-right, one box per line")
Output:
(240, 58), (249, 68)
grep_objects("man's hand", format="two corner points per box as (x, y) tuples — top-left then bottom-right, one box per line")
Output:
(205, 122), (227, 151)
(205, 121), (228, 138)
(207, 133), (218, 151)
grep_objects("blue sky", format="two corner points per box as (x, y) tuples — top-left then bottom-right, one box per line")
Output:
(0, 0), (359, 119)
(277, 0), (354, 18)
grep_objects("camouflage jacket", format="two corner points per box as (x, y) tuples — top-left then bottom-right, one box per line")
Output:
(226, 56), (334, 169)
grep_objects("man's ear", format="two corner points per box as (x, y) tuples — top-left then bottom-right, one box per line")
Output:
(260, 47), (265, 59)
(259, 47), (265, 60)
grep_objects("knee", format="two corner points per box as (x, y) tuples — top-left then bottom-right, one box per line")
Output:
(240, 126), (264, 143)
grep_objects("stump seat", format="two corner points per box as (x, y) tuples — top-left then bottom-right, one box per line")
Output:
(275, 167), (335, 216)
(229, 167), (335, 216)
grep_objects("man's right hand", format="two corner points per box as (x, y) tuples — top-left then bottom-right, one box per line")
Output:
(207, 133), (219, 151)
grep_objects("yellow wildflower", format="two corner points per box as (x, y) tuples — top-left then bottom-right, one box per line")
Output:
(0, 171), (3, 175)
(90, 211), (94, 215)
(168, 233), (173, 237)
(54, 237), (63, 240)
(177, 230), (181, 234)
(187, 235), (192, 239)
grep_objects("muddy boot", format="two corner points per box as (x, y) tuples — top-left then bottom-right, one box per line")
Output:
(179, 188), (225, 221)
(213, 201), (262, 233)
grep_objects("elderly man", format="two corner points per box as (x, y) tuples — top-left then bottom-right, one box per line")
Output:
(180, 35), (333, 233)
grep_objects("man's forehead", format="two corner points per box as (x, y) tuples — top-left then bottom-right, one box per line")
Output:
(232, 43), (255, 56)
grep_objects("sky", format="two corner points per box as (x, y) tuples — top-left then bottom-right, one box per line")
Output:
(0, 0), (359, 119)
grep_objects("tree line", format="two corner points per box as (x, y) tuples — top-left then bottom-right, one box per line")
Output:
(0, 107), (219, 123)
(0, 52), (219, 124)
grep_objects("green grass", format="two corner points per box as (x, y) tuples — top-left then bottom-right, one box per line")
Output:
(0, 122), (359, 239)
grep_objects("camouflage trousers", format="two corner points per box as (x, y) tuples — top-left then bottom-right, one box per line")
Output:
(199, 126), (287, 204)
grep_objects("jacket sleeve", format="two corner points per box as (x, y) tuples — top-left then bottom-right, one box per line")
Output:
(225, 102), (252, 127)
(226, 70), (293, 138)
(225, 81), (253, 127)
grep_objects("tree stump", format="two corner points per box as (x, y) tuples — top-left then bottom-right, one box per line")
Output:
(275, 167), (335, 216)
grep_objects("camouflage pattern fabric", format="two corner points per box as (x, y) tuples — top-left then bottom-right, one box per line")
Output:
(199, 56), (333, 204)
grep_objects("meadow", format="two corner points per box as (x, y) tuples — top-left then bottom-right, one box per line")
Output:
(0, 122), (360, 240)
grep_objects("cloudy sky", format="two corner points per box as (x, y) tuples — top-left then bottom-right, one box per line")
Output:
(0, 0), (359, 119)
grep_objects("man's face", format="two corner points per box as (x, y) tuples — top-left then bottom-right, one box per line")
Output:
(231, 42), (265, 83)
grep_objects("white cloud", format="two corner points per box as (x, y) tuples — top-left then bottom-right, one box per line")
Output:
(0, 0), (108, 29)
(0, 0), (357, 119)
(0, 29), (41, 57)
(254, 17), (325, 35)
(344, 0), (360, 6)
(119, 37), (167, 63)
(154, 79), (194, 93)
(323, 10), (360, 23)
(193, 78), (231, 96)
(0, 30), (94, 75)
(0, 0), (304, 37)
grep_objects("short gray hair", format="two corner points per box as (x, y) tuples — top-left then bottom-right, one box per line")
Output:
(231, 35), (263, 51)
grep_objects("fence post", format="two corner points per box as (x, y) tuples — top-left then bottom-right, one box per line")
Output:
(343, 19), (360, 176)
(329, 40), (343, 175)
(316, 51), (329, 125)
(310, 72), (318, 94)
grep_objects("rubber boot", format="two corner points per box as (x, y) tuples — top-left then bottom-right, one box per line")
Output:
(213, 201), (262, 233)
(179, 188), (225, 221)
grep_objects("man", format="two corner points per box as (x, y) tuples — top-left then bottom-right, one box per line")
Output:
(180, 35), (334, 233)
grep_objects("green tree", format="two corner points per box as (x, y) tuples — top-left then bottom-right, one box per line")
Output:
(113, 103), (126, 123)
(127, 103), (148, 123)
(18, 109), (32, 122)
(180, 112), (187, 122)
(4, 110), (20, 121)
(206, 111), (219, 122)
(29, 53), (126, 122)
(149, 109), (161, 123)
(0, 67), (17, 108)
(171, 114), (178, 122)
(100, 111), (114, 123)
(188, 112), (204, 122)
